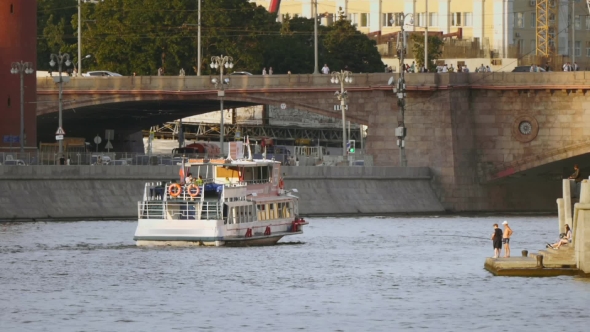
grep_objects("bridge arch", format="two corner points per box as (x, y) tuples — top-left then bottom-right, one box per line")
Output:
(487, 139), (590, 181)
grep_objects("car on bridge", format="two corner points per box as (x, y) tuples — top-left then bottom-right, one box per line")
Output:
(1, 159), (26, 166)
(82, 71), (122, 77)
(512, 66), (546, 72)
(230, 71), (252, 75)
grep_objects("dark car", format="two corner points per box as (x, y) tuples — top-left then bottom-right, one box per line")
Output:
(512, 66), (546, 72)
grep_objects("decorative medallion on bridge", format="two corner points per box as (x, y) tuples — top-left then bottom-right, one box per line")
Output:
(512, 115), (539, 143)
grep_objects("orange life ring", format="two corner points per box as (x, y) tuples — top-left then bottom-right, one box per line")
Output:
(168, 183), (182, 197)
(186, 184), (200, 198)
(278, 178), (284, 189)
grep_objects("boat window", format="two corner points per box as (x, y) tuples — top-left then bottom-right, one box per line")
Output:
(278, 202), (284, 218)
(230, 207), (237, 224)
(258, 166), (270, 182)
(286, 202), (292, 218)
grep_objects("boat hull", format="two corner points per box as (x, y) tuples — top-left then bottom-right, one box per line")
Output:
(134, 218), (304, 247)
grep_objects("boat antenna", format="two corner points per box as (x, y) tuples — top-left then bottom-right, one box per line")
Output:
(181, 154), (186, 184)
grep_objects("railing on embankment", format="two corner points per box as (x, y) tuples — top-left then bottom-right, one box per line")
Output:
(0, 165), (444, 220)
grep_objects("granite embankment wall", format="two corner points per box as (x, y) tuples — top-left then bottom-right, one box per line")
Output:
(0, 166), (444, 220)
(282, 167), (444, 215)
(0, 166), (179, 221)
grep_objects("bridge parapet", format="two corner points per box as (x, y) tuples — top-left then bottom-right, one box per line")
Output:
(36, 72), (590, 93)
(37, 73), (396, 92)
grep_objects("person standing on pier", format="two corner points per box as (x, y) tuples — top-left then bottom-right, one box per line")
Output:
(502, 221), (513, 258)
(491, 224), (503, 258)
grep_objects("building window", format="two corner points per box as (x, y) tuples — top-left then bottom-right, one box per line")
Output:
(415, 12), (425, 27)
(575, 41), (581, 56)
(394, 13), (404, 26)
(360, 13), (369, 27)
(518, 39), (524, 55)
(531, 40), (536, 53)
(514, 12), (524, 28)
(429, 12), (438, 27)
(586, 47), (590, 57)
(531, 13), (536, 28)
(348, 13), (358, 25)
(383, 13), (394, 27)
(575, 15), (582, 30)
(586, 16), (590, 30)
(451, 12), (462, 26)
(464, 12), (472, 27)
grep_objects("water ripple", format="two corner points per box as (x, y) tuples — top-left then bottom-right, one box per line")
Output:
(0, 217), (589, 331)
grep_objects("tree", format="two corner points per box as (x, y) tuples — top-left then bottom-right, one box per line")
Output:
(37, 0), (77, 71)
(260, 16), (318, 74)
(82, 0), (198, 75)
(36, 0), (386, 75)
(411, 34), (444, 72)
(322, 18), (384, 73)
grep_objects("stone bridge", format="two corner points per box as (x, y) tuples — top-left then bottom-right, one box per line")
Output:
(37, 72), (590, 211)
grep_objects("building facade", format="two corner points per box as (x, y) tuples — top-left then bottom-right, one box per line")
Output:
(0, 0), (37, 153)
(254, 0), (590, 64)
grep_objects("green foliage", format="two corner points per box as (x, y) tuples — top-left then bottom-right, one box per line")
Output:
(410, 34), (444, 72)
(37, 0), (77, 71)
(323, 19), (384, 73)
(36, 0), (385, 75)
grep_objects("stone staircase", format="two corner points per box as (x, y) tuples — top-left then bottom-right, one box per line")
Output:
(530, 246), (576, 268)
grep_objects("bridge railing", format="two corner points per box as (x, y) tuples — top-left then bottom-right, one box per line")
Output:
(37, 72), (590, 94)
(1, 150), (374, 167)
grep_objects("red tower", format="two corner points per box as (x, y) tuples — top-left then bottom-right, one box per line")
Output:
(0, 1), (37, 153)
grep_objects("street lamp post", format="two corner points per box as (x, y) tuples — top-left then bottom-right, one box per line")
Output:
(313, 0), (319, 74)
(49, 53), (72, 158)
(197, 0), (201, 76)
(78, 0), (82, 76)
(393, 13), (413, 167)
(210, 55), (233, 157)
(10, 61), (34, 153)
(331, 70), (353, 157)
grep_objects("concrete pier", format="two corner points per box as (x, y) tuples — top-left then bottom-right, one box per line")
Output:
(557, 198), (565, 233)
(484, 257), (578, 277)
(485, 179), (590, 277)
(563, 179), (573, 228)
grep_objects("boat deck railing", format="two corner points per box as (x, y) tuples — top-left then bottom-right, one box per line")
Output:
(238, 179), (269, 185)
(138, 200), (221, 220)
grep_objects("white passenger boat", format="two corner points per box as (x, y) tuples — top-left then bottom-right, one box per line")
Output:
(133, 158), (308, 246)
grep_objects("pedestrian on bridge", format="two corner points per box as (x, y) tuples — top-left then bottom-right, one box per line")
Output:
(262, 67), (267, 75)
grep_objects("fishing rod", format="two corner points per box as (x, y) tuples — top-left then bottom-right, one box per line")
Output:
(420, 235), (491, 240)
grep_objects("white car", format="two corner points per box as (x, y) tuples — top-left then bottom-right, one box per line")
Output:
(82, 71), (122, 77)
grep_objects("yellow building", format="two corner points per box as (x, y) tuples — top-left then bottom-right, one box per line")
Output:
(253, 0), (590, 65)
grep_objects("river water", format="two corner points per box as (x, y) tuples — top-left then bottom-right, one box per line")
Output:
(1, 216), (589, 331)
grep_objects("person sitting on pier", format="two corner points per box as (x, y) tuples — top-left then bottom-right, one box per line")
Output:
(185, 173), (194, 184)
(550, 224), (572, 249)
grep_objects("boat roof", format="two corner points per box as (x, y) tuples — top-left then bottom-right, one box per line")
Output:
(182, 158), (281, 167)
(252, 195), (298, 203)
